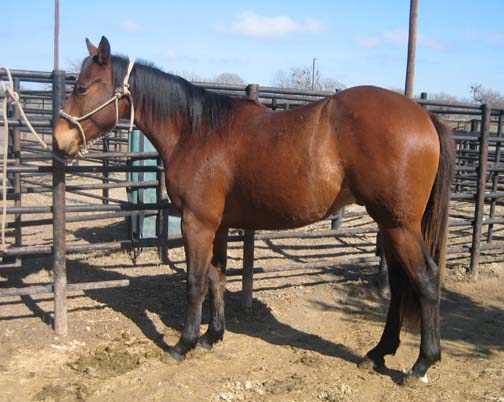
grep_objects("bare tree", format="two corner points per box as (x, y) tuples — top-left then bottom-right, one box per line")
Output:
(428, 92), (467, 103)
(272, 66), (345, 92)
(470, 83), (504, 108)
(319, 77), (344, 92)
(213, 73), (245, 85)
(177, 71), (208, 82)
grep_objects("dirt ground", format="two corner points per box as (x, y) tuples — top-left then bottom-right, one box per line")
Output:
(0, 180), (503, 402)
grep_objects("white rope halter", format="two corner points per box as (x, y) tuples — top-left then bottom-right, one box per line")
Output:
(59, 61), (135, 158)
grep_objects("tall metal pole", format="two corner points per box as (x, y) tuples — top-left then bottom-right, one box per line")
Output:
(54, 0), (60, 71)
(52, 0), (67, 336)
(311, 57), (317, 91)
(404, 0), (418, 98)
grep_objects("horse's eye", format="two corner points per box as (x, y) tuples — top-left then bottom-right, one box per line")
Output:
(75, 85), (87, 95)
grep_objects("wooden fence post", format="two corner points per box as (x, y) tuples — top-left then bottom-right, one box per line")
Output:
(469, 104), (490, 280)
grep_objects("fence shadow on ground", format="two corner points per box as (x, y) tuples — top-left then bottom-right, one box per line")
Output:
(18, 250), (500, 380)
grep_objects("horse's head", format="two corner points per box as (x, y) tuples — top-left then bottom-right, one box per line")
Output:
(54, 36), (131, 158)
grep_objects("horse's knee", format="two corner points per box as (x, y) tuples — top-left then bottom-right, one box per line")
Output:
(187, 272), (209, 302)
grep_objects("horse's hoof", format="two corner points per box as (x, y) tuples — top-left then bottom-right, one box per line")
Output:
(400, 370), (428, 386)
(357, 356), (375, 370)
(163, 347), (186, 363)
(357, 356), (384, 371)
(198, 337), (213, 351)
(198, 328), (224, 351)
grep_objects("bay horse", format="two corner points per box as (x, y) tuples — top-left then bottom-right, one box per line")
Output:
(54, 36), (455, 384)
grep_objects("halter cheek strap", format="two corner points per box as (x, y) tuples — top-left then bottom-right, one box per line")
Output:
(59, 61), (136, 158)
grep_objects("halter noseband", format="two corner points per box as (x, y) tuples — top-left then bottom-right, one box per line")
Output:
(59, 61), (136, 158)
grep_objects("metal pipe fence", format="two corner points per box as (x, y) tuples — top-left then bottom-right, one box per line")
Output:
(0, 69), (503, 334)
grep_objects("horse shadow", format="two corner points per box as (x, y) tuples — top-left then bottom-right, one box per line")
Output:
(2, 220), (504, 385)
(72, 244), (504, 382)
(56, 229), (401, 378)
(72, 259), (363, 364)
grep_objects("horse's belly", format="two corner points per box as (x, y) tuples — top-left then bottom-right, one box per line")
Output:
(223, 172), (352, 230)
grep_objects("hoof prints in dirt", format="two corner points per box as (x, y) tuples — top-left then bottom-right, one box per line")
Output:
(34, 384), (89, 402)
(212, 377), (353, 402)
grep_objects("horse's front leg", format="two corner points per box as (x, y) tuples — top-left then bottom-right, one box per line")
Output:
(199, 225), (228, 350)
(169, 212), (218, 361)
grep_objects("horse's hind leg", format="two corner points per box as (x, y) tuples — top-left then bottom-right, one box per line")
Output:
(199, 264), (226, 350)
(360, 226), (441, 383)
(405, 246), (441, 384)
(358, 244), (405, 369)
(212, 225), (229, 273)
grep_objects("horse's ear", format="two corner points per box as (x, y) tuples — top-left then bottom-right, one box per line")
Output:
(97, 36), (111, 65)
(86, 38), (98, 55)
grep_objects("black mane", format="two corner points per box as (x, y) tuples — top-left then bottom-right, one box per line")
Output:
(110, 55), (235, 136)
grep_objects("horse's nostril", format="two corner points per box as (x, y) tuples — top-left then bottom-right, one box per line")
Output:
(65, 139), (76, 156)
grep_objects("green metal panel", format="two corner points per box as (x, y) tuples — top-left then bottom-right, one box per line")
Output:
(128, 130), (180, 240)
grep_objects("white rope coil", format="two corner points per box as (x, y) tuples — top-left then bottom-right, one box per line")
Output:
(0, 62), (136, 251)
(0, 66), (66, 251)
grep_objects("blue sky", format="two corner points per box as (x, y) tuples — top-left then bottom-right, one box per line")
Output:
(2, 0), (504, 98)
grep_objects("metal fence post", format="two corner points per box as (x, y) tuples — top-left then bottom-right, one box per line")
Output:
(469, 104), (490, 280)
(242, 229), (255, 310)
(102, 138), (110, 204)
(52, 69), (67, 336)
(9, 78), (22, 265)
(404, 0), (418, 98)
(487, 111), (502, 243)
(241, 84), (259, 310)
(157, 164), (169, 264)
(331, 208), (344, 230)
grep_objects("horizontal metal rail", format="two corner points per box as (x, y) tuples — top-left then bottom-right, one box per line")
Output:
(0, 279), (130, 297)
(1, 69), (503, 316)
(3, 202), (174, 215)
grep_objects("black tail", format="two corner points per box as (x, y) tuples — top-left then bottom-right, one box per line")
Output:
(399, 113), (456, 328)
(421, 113), (456, 283)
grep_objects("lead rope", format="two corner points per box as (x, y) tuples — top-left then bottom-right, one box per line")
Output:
(0, 67), (12, 251)
(1, 67), (68, 251)
(0, 62), (136, 251)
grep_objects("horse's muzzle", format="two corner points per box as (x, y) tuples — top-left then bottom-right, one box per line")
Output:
(53, 120), (80, 158)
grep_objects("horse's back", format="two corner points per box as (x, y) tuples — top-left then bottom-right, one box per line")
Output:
(222, 86), (440, 230)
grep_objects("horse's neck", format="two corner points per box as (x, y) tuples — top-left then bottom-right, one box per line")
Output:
(133, 110), (182, 165)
